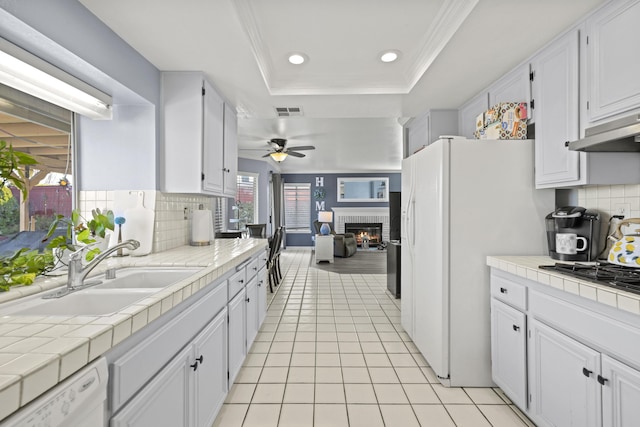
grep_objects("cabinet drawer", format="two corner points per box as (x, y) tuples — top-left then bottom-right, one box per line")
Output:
(228, 268), (246, 299)
(246, 258), (260, 280)
(491, 273), (527, 310)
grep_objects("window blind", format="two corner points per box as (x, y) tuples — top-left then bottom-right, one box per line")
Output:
(213, 197), (227, 233)
(283, 183), (311, 232)
(236, 173), (257, 225)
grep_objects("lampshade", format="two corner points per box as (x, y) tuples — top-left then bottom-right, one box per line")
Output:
(318, 211), (333, 223)
(0, 37), (112, 120)
(270, 151), (288, 162)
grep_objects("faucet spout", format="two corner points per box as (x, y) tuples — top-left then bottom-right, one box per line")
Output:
(66, 239), (140, 291)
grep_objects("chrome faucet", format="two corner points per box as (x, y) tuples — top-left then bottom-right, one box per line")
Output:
(66, 239), (140, 291)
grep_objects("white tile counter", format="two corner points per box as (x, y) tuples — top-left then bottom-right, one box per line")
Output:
(487, 255), (640, 316)
(0, 238), (268, 420)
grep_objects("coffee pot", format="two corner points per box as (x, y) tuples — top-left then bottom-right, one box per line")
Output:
(546, 206), (601, 262)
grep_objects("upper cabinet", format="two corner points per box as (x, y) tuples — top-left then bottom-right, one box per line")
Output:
(458, 93), (489, 139)
(487, 64), (531, 112)
(585, 0), (640, 124)
(161, 71), (237, 196)
(405, 110), (457, 157)
(531, 30), (580, 187)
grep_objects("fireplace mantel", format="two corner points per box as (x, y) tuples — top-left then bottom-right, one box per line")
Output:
(331, 207), (390, 242)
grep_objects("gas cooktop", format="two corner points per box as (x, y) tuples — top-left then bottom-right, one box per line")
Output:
(539, 263), (640, 295)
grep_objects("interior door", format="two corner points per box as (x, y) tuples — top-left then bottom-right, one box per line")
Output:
(412, 140), (449, 381)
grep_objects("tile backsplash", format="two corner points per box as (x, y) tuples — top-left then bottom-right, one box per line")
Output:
(78, 191), (217, 253)
(577, 184), (640, 219)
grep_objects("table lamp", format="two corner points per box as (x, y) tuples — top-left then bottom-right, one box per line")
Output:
(318, 211), (333, 235)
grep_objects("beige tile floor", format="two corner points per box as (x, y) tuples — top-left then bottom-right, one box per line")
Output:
(212, 248), (536, 427)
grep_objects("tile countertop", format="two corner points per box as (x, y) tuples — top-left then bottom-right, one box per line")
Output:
(486, 255), (640, 316)
(0, 238), (268, 420)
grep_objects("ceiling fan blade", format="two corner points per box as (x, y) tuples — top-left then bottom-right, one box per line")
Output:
(261, 153), (272, 158)
(288, 151), (306, 158)
(287, 145), (315, 151)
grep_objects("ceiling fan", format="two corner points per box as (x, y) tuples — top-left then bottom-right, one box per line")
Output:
(261, 138), (315, 162)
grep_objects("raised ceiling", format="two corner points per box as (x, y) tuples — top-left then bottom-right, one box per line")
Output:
(79, 0), (605, 172)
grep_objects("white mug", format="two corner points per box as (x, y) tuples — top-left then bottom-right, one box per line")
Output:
(556, 233), (587, 255)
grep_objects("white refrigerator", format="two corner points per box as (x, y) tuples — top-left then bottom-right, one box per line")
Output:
(401, 137), (554, 387)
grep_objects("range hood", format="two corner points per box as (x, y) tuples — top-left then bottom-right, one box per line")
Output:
(568, 114), (640, 152)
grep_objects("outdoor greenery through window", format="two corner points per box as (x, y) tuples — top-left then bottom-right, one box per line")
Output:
(284, 183), (311, 233)
(235, 172), (257, 229)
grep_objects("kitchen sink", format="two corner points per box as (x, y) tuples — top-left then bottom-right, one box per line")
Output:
(92, 267), (202, 290)
(0, 267), (204, 317)
(3, 289), (158, 316)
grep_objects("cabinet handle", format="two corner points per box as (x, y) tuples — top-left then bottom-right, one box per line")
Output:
(582, 368), (593, 377)
(597, 375), (608, 385)
(258, 281), (262, 287)
(500, 287), (507, 294)
(239, 279), (244, 284)
(196, 355), (204, 364)
(246, 297), (250, 303)
(512, 325), (520, 332)
(564, 141), (570, 148)
(253, 266), (258, 271)
(191, 362), (199, 371)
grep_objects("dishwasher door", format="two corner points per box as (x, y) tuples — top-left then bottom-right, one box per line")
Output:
(2, 357), (108, 427)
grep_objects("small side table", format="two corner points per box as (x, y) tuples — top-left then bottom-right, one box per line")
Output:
(315, 234), (334, 263)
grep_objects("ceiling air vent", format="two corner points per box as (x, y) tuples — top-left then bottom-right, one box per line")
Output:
(275, 106), (303, 117)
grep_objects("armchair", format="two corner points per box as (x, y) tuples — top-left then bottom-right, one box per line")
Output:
(313, 220), (357, 258)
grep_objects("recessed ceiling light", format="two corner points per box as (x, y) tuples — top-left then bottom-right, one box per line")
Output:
(288, 53), (307, 65)
(380, 50), (400, 63)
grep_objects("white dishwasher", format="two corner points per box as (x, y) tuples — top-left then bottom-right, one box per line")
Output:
(1, 357), (108, 427)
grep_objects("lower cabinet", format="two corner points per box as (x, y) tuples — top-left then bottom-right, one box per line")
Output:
(528, 318), (601, 427)
(111, 308), (227, 427)
(257, 266), (267, 327)
(490, 299), (527, 409)
(602, 355), (640, 427)
(490, 269), (640, 427)
(228, 288), (247, 385)
(246, 278), (258, 350)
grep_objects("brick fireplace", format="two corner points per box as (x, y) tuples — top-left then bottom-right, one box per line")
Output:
(331, 207), (390, 243)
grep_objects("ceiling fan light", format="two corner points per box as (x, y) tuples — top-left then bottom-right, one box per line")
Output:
(270, 151), (288, 162)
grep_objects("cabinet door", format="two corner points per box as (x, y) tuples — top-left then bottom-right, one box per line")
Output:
(223, 103), (238, 197)
(532, 30), (580, 187)
(246, 278), (259, 351)
(458, 92), (489, 139)
(586, 0), (640, 122)
(601, 355), (640, 427)
(528, 319), (601, 427)
(203, 79), (225, 194)
(257, 266), (267, 327)
(488, 64), (530, 107)
(490, 300), (527, 409)
(111, 345), (192, 427)
(405, 114), (427, 157)
(193, 308), (228, 427)
(228, 288), (246, 385)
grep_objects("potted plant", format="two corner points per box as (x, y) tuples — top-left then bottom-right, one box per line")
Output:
(44, 208), (115, 262)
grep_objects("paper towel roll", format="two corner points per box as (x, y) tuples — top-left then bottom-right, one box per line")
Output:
(191, 209), (214, 245)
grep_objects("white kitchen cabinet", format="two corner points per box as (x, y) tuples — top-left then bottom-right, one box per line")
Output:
(111, 308), (227, 427)
(488, 64), (531, 109)
(602, 354), (640, 427)
(457, 92), (489, 139)
(161, 71), (237, 196)
(223, 103), (238, 197)
(491, 299), (527, 409)
(192, 311), (228, 427)
(528, 318), (601, 427)
(257, 265), (267, 329)
(585, 0), (640, 123)
(405, 110), (458, 157)
(530, 30), (581, 187)
(245, 277), (258, 351)
(228, 287), (246, 385)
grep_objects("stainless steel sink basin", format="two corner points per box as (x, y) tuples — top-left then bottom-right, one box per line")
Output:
(93, 267), (202, 290)
(4, 289), (158, 316)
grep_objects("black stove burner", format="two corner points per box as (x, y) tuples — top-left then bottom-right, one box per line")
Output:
(539, 263), (640, 295)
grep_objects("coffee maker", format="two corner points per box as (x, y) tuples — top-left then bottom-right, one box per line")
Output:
(546, 206), (601, 262)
